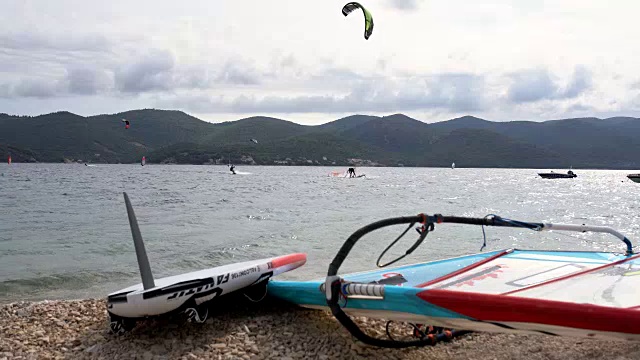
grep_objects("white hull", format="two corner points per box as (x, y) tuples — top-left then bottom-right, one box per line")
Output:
(108, 253), (306, 319)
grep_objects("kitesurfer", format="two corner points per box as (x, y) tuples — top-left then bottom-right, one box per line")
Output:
(230, 164), (236, 175)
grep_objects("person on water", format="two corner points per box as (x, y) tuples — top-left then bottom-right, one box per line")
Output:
(347, 167), (356, 178)
(229, 164), (236, 174)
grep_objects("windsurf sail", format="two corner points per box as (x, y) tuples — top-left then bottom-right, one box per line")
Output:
(141, 156), (146, 166)
(451, 162), (455, 169)
(7, 155), (11, 165)
(318, 213), (639, 347)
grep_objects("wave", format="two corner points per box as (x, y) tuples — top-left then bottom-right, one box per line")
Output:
(0, 270), (135, 295)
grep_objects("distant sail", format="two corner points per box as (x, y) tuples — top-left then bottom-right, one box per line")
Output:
(451, 162), (455, 169)
(7, 155), (11, 165)
(141, 156), (146, 166)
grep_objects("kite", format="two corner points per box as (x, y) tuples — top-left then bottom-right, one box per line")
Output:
(342, 2), (374, 40)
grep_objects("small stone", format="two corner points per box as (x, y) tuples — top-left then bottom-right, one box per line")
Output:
(69, 339), (81, 347)
(150, 344), (166, 354)
(211, 343), (226, 349)
(187, 353), (198, 359)
(85, 344), (100, 353)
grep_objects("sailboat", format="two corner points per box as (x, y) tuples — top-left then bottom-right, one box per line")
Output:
(141, 156), (146, 166)
(7, 155), (11, 165)
(451, 162), (455, 169)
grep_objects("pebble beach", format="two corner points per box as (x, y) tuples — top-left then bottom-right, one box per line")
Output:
(2, 295), (640, 360)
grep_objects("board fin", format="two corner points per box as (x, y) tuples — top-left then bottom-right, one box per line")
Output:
(123, 192), (155, 290)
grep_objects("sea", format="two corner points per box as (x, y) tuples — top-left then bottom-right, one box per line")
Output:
(1, 164), (639, 304)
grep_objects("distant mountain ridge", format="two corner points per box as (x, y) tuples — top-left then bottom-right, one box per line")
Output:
(1, 109), (640, 169)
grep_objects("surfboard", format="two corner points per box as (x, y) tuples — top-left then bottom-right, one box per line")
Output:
(268, 213), (640, 345)
(269, 249), (640, 341)
(108, 253), (306, 327)
(106, 192), (307, 334)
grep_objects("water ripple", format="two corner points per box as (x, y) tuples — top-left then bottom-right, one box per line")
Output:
(1, 164), (639, 303)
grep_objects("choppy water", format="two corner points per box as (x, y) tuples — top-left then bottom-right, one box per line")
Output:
(1, 164), (639, 303)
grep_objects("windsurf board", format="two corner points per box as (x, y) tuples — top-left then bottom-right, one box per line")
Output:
(107, 192), (307, 334)
(269, 243), (640, 340)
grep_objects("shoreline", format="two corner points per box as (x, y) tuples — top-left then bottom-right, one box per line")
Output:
(3, 163), (640, 171)
(2, 297), (640, 360)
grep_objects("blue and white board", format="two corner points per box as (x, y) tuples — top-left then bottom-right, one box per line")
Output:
(268, 249), (640, 340)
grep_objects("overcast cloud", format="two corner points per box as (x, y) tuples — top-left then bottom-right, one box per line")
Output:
(1, 0), (639, 124)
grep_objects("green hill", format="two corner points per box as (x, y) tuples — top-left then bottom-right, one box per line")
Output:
(2, 109), (640, 168)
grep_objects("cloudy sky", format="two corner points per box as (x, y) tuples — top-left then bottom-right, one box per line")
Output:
(1, 0), (640, 124)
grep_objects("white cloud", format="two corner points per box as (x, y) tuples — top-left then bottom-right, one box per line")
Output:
(0, 0), (639, 122)
(506, 66), (592, 103)
(386, 0), (423, 11)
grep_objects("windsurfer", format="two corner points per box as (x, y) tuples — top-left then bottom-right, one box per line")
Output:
(347, 167), (356, 178)
(230, 164), (236, 174)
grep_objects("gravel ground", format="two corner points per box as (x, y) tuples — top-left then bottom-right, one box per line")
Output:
(2, 296), (640, 360)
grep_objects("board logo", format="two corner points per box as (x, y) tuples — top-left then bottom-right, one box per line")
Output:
(231, 266), (259, 280)
(167, 273), (230, 300)
(217, 273), (230, 285)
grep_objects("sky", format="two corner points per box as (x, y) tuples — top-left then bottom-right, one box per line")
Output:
(1, 0), (640, 125)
